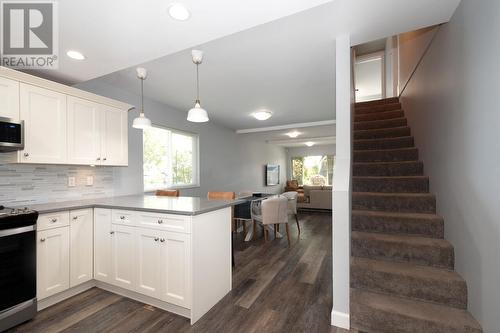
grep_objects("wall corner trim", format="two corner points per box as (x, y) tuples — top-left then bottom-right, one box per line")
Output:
(331, 309), (350, 329)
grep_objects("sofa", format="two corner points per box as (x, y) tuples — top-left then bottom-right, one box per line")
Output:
(297, 185), (332, 210)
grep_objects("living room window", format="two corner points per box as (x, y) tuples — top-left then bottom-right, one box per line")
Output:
(143, 125), (199, 191)
(291, 155), (334, 186)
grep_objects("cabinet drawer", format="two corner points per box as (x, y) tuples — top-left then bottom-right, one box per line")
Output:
(137, 211), (191, 234)
(112, 209), (137, 226)
(38, 211), (70, 231)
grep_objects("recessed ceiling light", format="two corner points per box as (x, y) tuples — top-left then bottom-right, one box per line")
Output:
(305, 142), (315, 147)
(168, 3), (190, 21)
(66, 50), (85, 60)
(252, 110), (273, 121)
(286, 131), (301, 138)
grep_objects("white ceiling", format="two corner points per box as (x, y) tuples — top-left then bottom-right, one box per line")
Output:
(29, 0), (334, 84)
(241, 124), (336, 148)
(75, 0), (460, 131)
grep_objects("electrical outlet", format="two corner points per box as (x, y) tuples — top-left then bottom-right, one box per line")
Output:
(68, 177), (76, 187)
(86, 176), (94, 186)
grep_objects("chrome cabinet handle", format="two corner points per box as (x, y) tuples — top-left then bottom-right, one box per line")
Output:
(40, 238), (46, 242)
(160, 238), (165, 243)
(50, 218), (58, 223)
(96, 157), (101, 161)
(103, 157), (107, 161)
(157, 219), (163, 224)
(24, 152), (29, 157)
(110, 231), (115, 235)
(154, 237), (159, 242)
(120, 216), (125, 220)
(72, 216), (78, 220)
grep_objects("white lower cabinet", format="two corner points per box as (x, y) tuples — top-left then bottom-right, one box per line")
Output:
(37, 208), (192, 309)
(94, 208), (112, 283)
(110, 224), (137, 289)
(37, 226), (70, 300)
(160, 231), (191, 308)
(136, 228), (163, 298)
(70, 209), (93, 287)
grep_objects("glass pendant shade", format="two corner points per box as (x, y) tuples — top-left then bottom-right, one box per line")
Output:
(187, 101), (209, 123)
(132, 112), (152, 129)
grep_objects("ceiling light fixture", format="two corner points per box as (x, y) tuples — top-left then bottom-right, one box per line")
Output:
(168, 3), (190, 21)
(305, 142), (315, 147)
(286, 131), (301, 138)
(132, 67), (152, 130)
(187, 50), (209, 123)
(66, 50), (85, 60)
(252, 110), (273, 121)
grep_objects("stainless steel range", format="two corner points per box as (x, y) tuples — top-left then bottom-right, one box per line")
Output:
(0, 206), (38, 332)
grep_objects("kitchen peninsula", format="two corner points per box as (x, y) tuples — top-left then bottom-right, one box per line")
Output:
(23, 195), (243, 324)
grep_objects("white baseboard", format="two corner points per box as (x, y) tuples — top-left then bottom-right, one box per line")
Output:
(95, 281), (191, 319)
(331, 309), (350, 329)
(38, 280), (96, 310)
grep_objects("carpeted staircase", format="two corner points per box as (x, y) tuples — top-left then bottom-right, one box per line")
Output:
(350, 97), (483, 333)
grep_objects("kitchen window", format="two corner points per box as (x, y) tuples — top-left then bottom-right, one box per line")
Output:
(143, 125), (199, 191)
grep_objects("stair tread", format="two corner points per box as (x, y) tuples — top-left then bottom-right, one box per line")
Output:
(355, 97), (399, 107)
(354, 117), (407, 125)
(353, 160), (422, 166)
(353, 147), (417, 153)
(352, 231), (453, 249)
(352, 209), (442, 220)
(353, 136), (413, 143)
(353, 175), (428, 180)
(354, 125), (409, 133)
(353, 191), (435, 198)
(351, 257), (463, 282)
(351, 289), (482, 331)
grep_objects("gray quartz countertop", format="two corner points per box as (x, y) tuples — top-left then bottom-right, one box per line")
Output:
(17, 195), (246, 216)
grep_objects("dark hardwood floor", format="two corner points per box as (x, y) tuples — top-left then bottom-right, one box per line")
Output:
(8, 212), (354, 333)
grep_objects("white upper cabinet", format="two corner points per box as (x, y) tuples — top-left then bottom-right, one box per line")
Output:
(70, 209), (93, 287)
(19, 83), (67, 164)
(100, 106), (128, 166)
(0, 77), (19, 120)
(0, 69), (130, 166)
(67, 97), (101, 165)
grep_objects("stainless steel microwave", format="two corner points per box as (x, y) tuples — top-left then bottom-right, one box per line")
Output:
(0, 117), (24, 152)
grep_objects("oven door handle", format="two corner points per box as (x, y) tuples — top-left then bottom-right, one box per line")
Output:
(0, 225), (36, 237)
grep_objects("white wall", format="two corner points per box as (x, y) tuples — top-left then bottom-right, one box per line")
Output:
(399, 0), (499, 331)
(75, 80), (287, 197)
(331, 35), (351, 329)
(398, 26), (439, 94)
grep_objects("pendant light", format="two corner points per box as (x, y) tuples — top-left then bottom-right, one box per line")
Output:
(187, 50), (209, 123)
(132, 67), (152, 129)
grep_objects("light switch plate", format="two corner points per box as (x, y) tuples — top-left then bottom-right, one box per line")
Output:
(86, 176), (94, 186)
(68, 177), (76, 187)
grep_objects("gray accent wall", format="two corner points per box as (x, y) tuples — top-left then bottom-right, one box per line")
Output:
(399, 0), (499, 330)
(75, 80), (287, 197)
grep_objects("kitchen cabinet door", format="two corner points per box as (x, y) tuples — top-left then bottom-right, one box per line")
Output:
(19, 83), (67, 164)
(136, 228), (162, 298)
(94, 208), (112, 283)
(37, 227), (70, 300)
(70, 209), (93, 287)
(100, 106), (128, 166)
(160, 231), (191, 308)
(67, 96), (101, 165)
(110, 224), (136, 290)
(0, 77), (19, 120)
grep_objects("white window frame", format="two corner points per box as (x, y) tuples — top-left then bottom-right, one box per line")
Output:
(143, 124), (200, 192)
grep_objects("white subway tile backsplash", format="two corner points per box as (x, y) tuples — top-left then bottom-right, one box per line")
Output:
(0, 154), (114, 206)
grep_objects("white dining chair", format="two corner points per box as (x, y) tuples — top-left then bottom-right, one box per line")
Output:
(251, 196), (290, 246)
(282, 191), (300, 235)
